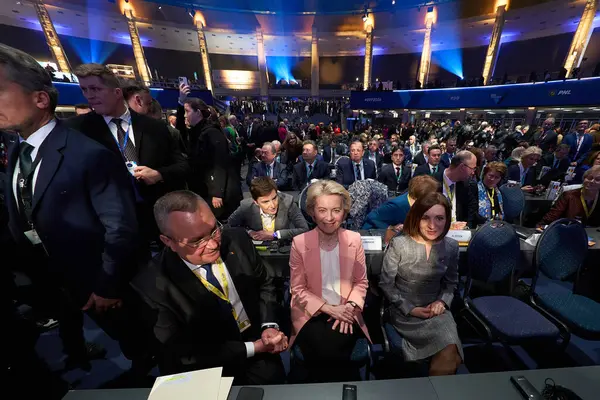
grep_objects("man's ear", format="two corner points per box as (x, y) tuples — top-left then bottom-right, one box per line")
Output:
(159, 234), (175, 251)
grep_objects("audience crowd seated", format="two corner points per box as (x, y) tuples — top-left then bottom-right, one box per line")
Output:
(3, 43), (600, 397)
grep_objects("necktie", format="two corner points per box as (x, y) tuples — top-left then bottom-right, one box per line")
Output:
(248, 125), (252, 138)
(111, 118), (138, 163)
(355, 163), (362, 180)
(200, 264), (224, 294)
(308, 164), (313, 178)
(553, 159), (559, 169)
(432, 165), (438, 174)
(19, 142), (34, 179)
(395, 167), (401, 178)
(266, 165), (272, 177)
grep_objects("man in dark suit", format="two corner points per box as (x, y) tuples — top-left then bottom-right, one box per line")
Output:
(292, 140), (329, 190)
(335, 141), (377, 187)
(440, 137), (457, 168)
(378, 146), (411, 193)
(245, 148), (263, 188)
(177, 85), (242, 220)
(533, 118), (558, 153)
(0, 45), (147, 372)
(250, 142), (288, 189)
(68, 63), (189, 243)
(439, 151), (479, 228)
(562, 120), (593, 167)
(131, 191), (287, 383)
(537, 144), (571, 186)
(412, 141), (430, 166)
(364, 139), (383, 174)
(322, 139), (347, 164)
(228, 177), (308, 241)
(413, 144), (445, 182)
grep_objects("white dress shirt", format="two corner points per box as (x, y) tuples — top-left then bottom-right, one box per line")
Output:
(182, 258), (276, 358)
(320, 244), (341, 306)
(442, 170), (457, 222)
(12, 119), (57, 207)
(103, 106), (136, 147)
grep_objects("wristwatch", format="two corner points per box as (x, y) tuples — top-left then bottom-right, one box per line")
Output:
(261, 323), (280, 331)
(272, 232), (278, 240)
(347, 301), (358, 309)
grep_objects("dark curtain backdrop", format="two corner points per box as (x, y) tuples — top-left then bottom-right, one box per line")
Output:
(210, 54), (258, 71)
(495, 33), (573, 78)
(0, 24), (51, 60)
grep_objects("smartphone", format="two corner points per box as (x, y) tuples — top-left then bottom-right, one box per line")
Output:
(236, 387), (264, 400)
(342, 384), (357, 400)
(178, 76), (189, 87)
(510, 376), (541, 400)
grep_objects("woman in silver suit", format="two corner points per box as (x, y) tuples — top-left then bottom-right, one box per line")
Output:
(379, 192), (462, 375)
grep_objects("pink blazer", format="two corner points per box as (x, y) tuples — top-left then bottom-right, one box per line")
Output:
(289, 228), (371, 346)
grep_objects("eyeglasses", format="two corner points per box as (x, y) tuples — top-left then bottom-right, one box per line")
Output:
(168, 221), (223, 251)
(461, 163), (477, 172)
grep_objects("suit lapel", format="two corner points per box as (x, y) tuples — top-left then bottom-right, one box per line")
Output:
(165, 250), (219, 312)
(88, 112), (121, 156)
(32, 124), (66, 212)
(250, 202), (263, 231)
(338, 229), (354, 300)
(130, 110), (143, 159)
(274, 195), (287, 230)
(5, 135), (20, 236)
(305, 230), (322, 296)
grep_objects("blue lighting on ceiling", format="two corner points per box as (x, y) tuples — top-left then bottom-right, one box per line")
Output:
(64, 36), (118, 64)
(267, 56), (297, 82)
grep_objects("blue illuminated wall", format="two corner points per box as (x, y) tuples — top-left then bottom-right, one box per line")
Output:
(266, 56), (310, 82)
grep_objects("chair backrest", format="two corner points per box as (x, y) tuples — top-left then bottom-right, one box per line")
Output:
(499, 183), (525, 222)
(466, 221), (520, 287)
(298, 182), (314, 225)
(533, 218), (588, 285)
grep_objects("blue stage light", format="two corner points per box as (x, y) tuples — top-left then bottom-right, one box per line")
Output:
(64, 36), (118, 64)
(267, 56), (297, 83)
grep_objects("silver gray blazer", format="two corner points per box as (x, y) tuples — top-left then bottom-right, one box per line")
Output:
(227, 192), (309, 240)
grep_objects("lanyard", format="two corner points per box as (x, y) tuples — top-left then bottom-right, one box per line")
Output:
(487, 188), (496, 215)
(574, 135), (585, 158)
(581, 191), (599, 218)
(16, 139), (50, 226)
(443, 179), (455, 203)
(395, 166), (402, 182)
(194, 259), (238, 321)
(113, 119), (132, 157)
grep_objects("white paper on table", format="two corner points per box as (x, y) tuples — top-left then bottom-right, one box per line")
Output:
(447, 230), (472, 243)
(218, 377), (234, 400)
(149, 367), (223, 400)
(361, 236), (383, 251)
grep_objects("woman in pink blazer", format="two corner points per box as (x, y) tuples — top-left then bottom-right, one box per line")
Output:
(289, 180), (371, 382)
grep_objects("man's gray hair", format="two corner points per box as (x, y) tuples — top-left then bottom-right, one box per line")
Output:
(154, 190), (207, 235)
(262, 142), (276, 154)
(0, 44), (58, 112)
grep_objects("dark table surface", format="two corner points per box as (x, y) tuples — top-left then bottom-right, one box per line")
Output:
(62, 366), (600, 400)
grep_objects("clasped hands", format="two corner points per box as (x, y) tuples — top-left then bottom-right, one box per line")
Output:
(410, 300), (446, 319)
(133, 166), (163, 185)
(322, 303), (358, 335)
(249, 230), (274, 241)
(255, 328), (288, 354)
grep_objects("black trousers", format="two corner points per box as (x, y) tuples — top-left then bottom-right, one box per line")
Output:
(295, 314), (363, 383)
(18, 244), (155, 363)
(233, 352), (285, 386)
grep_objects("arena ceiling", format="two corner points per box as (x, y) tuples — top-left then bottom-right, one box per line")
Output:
(0, 0), (596, 57)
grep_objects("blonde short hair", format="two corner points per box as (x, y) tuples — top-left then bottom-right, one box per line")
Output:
(522, 146), (542, 158)
(511, 146), (526, 160)
(306, 180), (351, 217)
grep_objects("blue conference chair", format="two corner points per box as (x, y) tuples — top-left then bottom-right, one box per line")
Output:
(290, 339), (372, 381)
(461, 221), (564, 349)
(527, 218), (600, 342)
(297, 183), (314, 226)
(499, 183), (525, 224)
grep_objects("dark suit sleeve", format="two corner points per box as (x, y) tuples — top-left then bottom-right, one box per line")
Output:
(366, 160), (377, 179)
(205, 129), (230, 199)
(507, 165), (519, 182)
(227, 203), (246, 228)
(278, 202), (309, 240)
(276, 165), (288, 189)
(87, 148), (138, 299)
(466, 181), (479, 229)
(241, 232), (277, 324)
(292, 165), (302, 191)
(335, 162), (346, 185)
(131, 270), (247, 374)
(155, 123), (190, 186)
